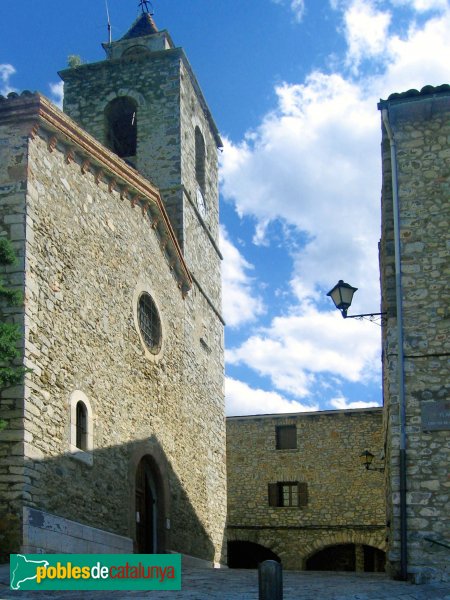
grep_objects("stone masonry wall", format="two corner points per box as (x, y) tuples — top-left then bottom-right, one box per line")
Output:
(227, 409), (385, 570)
(179, 58), (221, 315)
(379, 90), (450, 582)
(0, 119), (29, 559)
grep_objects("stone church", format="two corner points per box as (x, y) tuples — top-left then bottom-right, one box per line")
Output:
(0, 11), (227, 565)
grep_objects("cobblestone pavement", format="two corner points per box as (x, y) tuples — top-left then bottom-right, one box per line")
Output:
(1, 566), (450, 600)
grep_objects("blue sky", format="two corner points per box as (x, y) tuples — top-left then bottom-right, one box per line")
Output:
(1, 0), (449, 415)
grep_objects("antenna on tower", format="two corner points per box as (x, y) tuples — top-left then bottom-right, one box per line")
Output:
(105, 0), (112, 44)
(139, 0), (153, 15)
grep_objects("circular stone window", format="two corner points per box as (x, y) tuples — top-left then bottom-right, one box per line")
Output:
(137, 292), (162, 354)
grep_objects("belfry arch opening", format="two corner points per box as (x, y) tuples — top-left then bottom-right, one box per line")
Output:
(305, 544), (385, 572)
(105, 97), (138, 163)
(227, 541), (281, 569)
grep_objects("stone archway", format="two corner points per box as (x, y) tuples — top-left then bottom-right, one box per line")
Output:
(305, 543), (386, 572)
(129, 443), (170, 554)
(302, 532), (386, 572)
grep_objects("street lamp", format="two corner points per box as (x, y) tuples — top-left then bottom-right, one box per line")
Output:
(327, 280), (386, 321)
(360, 450), (385, 472)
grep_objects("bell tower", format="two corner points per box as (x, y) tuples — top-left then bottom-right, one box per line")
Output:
(59, 11), (223, 314)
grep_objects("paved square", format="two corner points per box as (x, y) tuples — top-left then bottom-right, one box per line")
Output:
(1, 566), (450, 599)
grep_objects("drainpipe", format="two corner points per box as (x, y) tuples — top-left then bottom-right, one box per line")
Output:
(381, 108), (407, 581)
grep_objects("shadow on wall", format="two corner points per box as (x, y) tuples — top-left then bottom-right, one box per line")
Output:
(227, 541), (281, 569)
(0, 435), (223, 564)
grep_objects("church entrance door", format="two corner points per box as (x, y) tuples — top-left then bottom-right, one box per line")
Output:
(135, 457), (158, 553)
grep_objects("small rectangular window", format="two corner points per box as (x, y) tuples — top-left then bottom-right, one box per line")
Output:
(268, 481), (308, 508)
(276, 425), (297, 449)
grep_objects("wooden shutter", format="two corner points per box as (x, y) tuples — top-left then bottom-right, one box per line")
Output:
(268, 483), (279, 507)
(298, 482), (308, 507)
(276, 425), (297, 449)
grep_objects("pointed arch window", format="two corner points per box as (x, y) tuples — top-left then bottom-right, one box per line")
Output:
(105, 97), (138, 160)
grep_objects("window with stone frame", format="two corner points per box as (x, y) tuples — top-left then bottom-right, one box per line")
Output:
(69, 390), (93, 466)
(138, 292), (162, 354)
(275, 424), (297, 449)
(268, 482), (308, 508)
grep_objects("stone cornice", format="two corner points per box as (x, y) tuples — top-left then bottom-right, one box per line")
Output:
(227, 407), (383, 421)
(0, 91), (192, 296)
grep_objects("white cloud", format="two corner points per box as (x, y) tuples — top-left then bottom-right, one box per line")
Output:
(49, 81), (64, 109)
(272, 0), (306, 22)
(220, 226), (265, 328)
(343, 0), (392, 73)
(389, 0), (449, 12)
(330, 395), (381, 409)
(221, 3), (450, 408)
(379, 9), (450, 95)
(221, 72), (382, 312)
(0, 64), (16, 96)
(225, 376), (317, 416)
(226, 303), (381, 398)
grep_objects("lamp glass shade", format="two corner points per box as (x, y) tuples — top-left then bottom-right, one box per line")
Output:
(327, 280), (358, 311)
(360, 450), (374, 468)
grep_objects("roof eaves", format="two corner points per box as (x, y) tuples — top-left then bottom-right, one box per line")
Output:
(378, 83), (450, 110)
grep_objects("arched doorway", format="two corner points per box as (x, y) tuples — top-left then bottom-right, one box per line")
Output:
(135, 457), (160, 553)
(305, 544), (385, 572)
(228, 541), (281, 569)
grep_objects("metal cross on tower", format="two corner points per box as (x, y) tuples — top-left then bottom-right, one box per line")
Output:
(139, 0), (153, 14)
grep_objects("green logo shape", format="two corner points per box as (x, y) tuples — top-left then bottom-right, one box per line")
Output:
(10, 554), (181, 591)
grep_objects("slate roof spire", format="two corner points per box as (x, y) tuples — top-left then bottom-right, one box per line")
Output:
(121, 5), (158, 40)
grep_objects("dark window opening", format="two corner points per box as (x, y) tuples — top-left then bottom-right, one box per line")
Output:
(105, 97), (137, 159)
(268, 481), (308, 508)
(276, 424), (297, 449)
(138, 293), (162, 353)
(76, 401), (88, 451)
(227, 541), (281, 569)
(195, 126), (206, 193)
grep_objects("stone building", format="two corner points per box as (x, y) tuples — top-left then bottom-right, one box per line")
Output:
(0, 12), (226, 565)
(226, 408), (386, 571)
(378, 85), (450, 582)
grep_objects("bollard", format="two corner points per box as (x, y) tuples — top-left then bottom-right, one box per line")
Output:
(258, 560), (282, 600)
